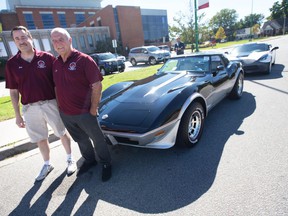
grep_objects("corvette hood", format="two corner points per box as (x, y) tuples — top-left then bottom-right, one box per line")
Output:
(99, 72), (202, 132)
(228, 51), (269, 63)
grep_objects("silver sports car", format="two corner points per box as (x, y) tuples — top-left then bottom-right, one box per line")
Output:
(226, 42), (279, 74)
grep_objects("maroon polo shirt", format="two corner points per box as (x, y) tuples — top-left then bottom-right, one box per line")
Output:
(5, 49), (56, 105)
(53, 50), (103, 115)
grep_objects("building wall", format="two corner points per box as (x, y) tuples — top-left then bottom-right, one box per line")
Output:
(79, 5), (145, 52)
(15, 7), (100, 29)
(0, 26), (110, 58)
(117, 6), (144, 51)
(6, 0), (102, 11)
(0, 13), (19, 31)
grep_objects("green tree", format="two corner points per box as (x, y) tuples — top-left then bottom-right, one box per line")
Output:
(269, 0), (288, 20)
(215, 27), (226, 40)
(169, 0), (205, 45)
(209, 9), (238, 38)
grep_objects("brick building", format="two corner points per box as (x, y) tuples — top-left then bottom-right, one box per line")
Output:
(0, 0), (169, 58)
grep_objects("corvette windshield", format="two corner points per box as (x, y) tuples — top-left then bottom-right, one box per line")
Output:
(231, 43), (269, 54)
(158, 56), (210, 74)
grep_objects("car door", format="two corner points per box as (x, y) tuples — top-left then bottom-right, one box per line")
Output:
(209, 55), (230, 106)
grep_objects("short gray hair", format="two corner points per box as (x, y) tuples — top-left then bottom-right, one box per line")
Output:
(50, 27), (71, 39)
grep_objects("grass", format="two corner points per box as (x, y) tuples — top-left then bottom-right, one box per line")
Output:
(0, 96), (16, 121)
(0, 64), (162, 122)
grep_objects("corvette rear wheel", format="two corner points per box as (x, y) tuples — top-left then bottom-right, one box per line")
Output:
(176, 102), (205, 148)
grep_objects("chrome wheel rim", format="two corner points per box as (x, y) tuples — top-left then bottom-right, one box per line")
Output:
(188, 110), (202, 142)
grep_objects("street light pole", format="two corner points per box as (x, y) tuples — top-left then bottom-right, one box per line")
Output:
(283, 13), (286, 35)
(250, 0), (253, 41)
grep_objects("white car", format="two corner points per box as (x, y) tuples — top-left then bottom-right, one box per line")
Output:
(225, 42), (279, 74)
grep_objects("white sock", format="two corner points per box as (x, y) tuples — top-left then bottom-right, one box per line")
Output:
(67, 154), (73, 161)
(44, 160), (50, 166)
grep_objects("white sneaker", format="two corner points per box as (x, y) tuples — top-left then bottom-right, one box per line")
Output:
(35, 164), (54, 181)
(67, 159), (77, 175)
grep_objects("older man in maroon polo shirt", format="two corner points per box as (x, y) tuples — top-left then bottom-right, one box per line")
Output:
(50, 27), (112, 182)
(5, 26), (76, 181)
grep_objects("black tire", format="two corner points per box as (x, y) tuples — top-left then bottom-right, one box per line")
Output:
(176, 102), (205, 148)
(149, 57), (157, 65)
(130, 58), (137, 66)
(229, 72), (244, 99)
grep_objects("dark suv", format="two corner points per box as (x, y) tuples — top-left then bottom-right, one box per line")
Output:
(90, 52), (125, 76)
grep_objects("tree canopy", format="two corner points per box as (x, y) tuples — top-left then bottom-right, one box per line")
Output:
(269, 0), (288, 20)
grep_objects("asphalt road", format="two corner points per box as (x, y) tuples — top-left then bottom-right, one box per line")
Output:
(0, 36), (288, 215)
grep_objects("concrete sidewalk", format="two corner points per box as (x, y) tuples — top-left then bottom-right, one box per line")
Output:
(0, 118), (58, 161)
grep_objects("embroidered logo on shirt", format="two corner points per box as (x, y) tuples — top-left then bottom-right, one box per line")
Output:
(37, 60), (46, 68)
(68, 62), (76, 71)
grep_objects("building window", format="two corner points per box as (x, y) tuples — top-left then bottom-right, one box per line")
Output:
(79, 35), (86, 49)
(57, 13), (67, 28)
(142, 15), (169, 45)
(75, 12), (85, 25)
(72, 36), (78, 49)
(23, 13), (36, 29)
(40, 12), (55, 29)
(97, 17), (102, 26)
(87, 35), (93, 47)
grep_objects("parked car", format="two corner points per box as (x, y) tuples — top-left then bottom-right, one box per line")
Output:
(89, 52), (125, 76)
(98, 52), (244, 149)
(225, 42), (279, 74)
(113, 53), (126, 62)
(128, 46), (171, 66)
(158, 45), (171, 52)
(0, 57), (8, 80)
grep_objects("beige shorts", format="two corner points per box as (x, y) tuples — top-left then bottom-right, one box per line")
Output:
(22, 99), (66, 143)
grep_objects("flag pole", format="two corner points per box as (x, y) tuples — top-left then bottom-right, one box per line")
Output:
(194, 0), (199, 52)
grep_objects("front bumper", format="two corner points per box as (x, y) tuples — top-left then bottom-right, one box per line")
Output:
(102, 119), (180, 149)
(242, 62), (270, 74)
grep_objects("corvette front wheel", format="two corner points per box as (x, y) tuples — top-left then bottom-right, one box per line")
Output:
(176, 102), (205, 148)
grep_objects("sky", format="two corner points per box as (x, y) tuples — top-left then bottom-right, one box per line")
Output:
(0, 0), (278, 25)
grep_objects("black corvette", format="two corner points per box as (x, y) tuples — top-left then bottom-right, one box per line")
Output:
(98, 52), (244, 149)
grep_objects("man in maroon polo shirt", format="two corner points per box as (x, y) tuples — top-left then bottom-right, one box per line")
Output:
(5, 26), (77, 181)
(50, 27), (112, 182)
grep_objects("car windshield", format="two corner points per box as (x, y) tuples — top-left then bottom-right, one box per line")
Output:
(98, 53), (115, 60)
(231, 43), (269, 54)
(157, 56), (210, 74)
(147, 46), (160, 52)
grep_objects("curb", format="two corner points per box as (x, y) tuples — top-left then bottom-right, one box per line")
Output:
(0, 133), (59, 161)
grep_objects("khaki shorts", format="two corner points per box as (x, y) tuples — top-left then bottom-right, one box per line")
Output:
(22, 99), (66, 143)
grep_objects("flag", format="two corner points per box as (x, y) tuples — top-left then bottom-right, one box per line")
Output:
(198, 0), (209, 10)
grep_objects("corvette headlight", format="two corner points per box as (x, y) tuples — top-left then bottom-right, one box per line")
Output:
(258, 54), (270, 63)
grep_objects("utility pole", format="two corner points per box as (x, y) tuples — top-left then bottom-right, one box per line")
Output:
(194, 0), (199, 52)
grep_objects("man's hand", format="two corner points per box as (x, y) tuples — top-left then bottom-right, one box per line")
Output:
(16, 116), (25, 128)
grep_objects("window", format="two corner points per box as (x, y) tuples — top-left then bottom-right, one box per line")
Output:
(75, 12), (85, 25)
(23, 13), (36, 29)
(57, 13), (67, 28)
(40, 12), (55, 29)
(87, 35), (93, 48)
(79, 35), (86, 49)
(72, 36), (78, 49)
